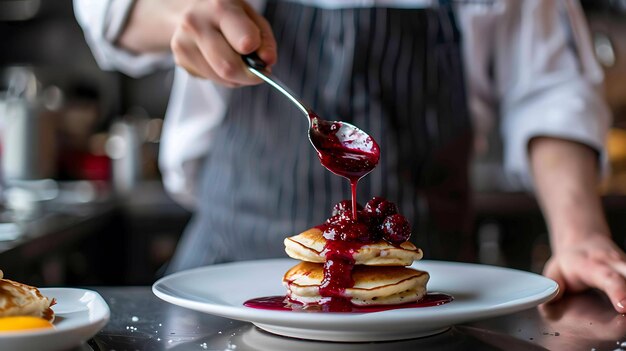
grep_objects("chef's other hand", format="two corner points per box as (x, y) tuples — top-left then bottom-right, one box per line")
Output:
(171, 0), (277, 86)
(544, 234), (626, 313)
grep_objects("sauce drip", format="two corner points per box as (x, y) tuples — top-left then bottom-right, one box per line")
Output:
(263, 117), (432, 312)
(309, 118), (386, 309)
(308, 118), (380, 220)
(244, 293), (454, 313)
(318, 258), (354, 307)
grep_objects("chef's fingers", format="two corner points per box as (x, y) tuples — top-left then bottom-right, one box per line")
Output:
(591, 242), (626, 280)
(542, 258), (566, 302)
(216, 1), (263, 55)
(170, 29), (240, 87)
(180, 4), (259, 86)
(582, 259), (626, 313)
(608, 260), (626, 281)
(242, 2), (277, 68)
(587, 242), (626, 263)
(195, 24), (258, 85)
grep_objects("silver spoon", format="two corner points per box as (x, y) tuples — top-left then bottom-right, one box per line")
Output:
(242, 54), (380, 182)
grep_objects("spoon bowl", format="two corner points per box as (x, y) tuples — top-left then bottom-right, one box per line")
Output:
(243, 54), (380, 181)
(308, 117), (380, 180)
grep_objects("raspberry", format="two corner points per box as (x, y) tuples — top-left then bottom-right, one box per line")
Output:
(322, 224), (342, 241)
(323, 212), (352, 241)
(331, 200), (363, 217)
(323, 216), (374, 243)
(381, 214), (411, 244)
(356, 210), (383, 240)
(340, 222), (371, 242)
(326, 212), (352, 226)
(364, 197), (398, 219)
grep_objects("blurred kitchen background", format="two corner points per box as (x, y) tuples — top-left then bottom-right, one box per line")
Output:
(0, 0), (625, 286)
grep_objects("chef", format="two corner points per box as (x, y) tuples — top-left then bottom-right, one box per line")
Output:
(74, 0), (626, 312)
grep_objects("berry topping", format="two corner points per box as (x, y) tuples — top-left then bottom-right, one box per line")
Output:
(323, 219), (372, 243)
(322, 223), (345, 241)
(323, 197), (408, 244)
(356, 210), (383, 240)
(364, 197), (398, 219)
(331, 200), (363, 216)
(325, 212), (352, 226)
(381, 214), (411, 244)
(339, 222), (370, 242)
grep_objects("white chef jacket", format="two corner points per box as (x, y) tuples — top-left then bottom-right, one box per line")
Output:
(74, 0), (611, 208)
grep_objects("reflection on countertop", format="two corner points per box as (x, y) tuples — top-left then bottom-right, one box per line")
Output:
(0, 180), (114, 249)
(0, 180), (190, 286)
(84, 286), (626, 351)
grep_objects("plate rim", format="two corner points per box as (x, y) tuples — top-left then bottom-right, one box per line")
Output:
(152, 258), (559, 327)
(0, 287), (110, 339)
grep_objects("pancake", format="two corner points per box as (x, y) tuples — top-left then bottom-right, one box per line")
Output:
(283, 262), (429, 306)
(0, 271), (55, 322)
(284, 228), (423, 266)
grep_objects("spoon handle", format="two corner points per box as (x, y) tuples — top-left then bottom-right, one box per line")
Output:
(243, 53), (267, 71)
(242, 53), (313, 119)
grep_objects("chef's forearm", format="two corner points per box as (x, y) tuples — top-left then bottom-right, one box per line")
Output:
(529, 137), (610, 253)
(117, 0), (193, 53)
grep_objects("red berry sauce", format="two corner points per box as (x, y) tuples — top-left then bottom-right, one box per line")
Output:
(244, 121), (452, 312)
(243, 293), (453, 313)
(308, 119), (380, 220)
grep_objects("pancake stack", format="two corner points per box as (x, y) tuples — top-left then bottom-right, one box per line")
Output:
(282, 198), (429, 308)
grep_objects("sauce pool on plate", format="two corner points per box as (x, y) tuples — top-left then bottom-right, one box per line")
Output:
(244, 293), (453, 313)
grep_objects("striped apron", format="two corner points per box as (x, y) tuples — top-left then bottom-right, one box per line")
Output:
(167, 0), (473, 272)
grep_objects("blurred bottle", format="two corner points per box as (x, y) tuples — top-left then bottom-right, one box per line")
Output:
(106, 119), (142, 194)
(0, 66), (58, 182)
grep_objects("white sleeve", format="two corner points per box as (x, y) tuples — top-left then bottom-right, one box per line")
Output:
(495, 0), (611, 188)
(159, 68), (232, 208)
(73, 0), (173, 77)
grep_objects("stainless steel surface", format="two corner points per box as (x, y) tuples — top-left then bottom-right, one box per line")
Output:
(85, 287), (626, 351)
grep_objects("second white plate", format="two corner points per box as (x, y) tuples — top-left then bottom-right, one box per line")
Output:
(153, 259), (558, 342)
(0, 288), (110, 351)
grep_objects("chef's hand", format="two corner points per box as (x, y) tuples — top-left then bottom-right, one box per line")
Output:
(543, 234), (626, 313)
(170, 0), (277, 86)
(529, 137), (626, 313)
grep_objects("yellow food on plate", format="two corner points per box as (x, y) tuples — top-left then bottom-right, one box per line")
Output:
(0, 316), (53, 332)
(0, 270), (56, 325)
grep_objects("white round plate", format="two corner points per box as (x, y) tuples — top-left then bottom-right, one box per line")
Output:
(0, 288), (110, 351)
(153, 259), (558, 342)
